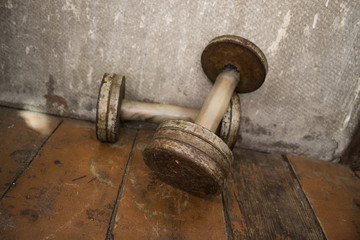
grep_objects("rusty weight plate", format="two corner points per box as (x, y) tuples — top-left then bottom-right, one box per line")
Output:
(220, 93), (241, 150)
(143, 120), (233, 197)
(201, 35), (268, 93)
(96, 73), (125, 142)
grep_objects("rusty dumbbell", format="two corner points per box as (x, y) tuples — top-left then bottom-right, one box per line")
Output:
(143, 35), (267, 197)
(96, 73), (241, 149)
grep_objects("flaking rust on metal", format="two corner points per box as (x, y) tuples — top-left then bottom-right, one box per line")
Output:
(96, 73), (125, 143)
(143, 120), (233, 197)
(220, 93), (241, 150)
(96, 74), (111, 142)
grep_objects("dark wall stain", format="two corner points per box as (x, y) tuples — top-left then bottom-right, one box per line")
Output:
(85, 102), (93, 111)
(341, 124), (360, 171)
(303, 135), (315, 141)
(44, 94), (68, 109)
(271, 141), (299, 151)
(46, 74), (55, 95)
(303, 132), (323, 142)
(243, 117), (272, 136)
(44, 74), (68, 110)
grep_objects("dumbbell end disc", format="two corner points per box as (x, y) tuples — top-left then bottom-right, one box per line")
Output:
(219, 93), (241, 150)
(143, 120), (233, 197)
(201, 35), (268, 93)
(96, 73), (125, 143)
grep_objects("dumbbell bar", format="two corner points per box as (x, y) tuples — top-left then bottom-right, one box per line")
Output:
(96, 73), (241, 149)
(143, 35), (267, 197)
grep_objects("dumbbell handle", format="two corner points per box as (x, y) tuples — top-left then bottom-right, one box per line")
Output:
(121, 99), (199, 124)
(195, 66), (240, 132)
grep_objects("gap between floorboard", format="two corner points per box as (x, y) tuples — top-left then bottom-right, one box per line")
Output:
(105, 130), (139, 240)
(222, 192), (234, 240)
(0, 119), (64, 202)
(281, 154), (327, 239)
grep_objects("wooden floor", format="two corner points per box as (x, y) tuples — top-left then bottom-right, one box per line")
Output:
(0, 106), (359, 240)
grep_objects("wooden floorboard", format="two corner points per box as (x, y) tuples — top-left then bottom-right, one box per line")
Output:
(288, 155), (360, 240)
(222, 148), (325, 240)
(0, 119), (137, 240)
(0, 107), (61, 198)
(112, 129), (228, 240)
(1, 107), (359, 239)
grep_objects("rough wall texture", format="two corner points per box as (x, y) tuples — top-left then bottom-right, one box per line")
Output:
(0, 0), (359, 161)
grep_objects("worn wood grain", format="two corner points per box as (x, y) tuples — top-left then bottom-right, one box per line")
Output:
(112, 129), (228, 240)
(0, 119), (137, 240)
(223, 148), (325, 239)
(0, 107), (61, 197)
(288, 155), (360, 240)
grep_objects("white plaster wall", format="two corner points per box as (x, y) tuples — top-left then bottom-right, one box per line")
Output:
(0, 0), (359, 161)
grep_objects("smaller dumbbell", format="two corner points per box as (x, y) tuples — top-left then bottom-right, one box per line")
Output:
(96, 73), (241, 149)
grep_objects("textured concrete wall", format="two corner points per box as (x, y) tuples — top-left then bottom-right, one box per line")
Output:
(0, 0), (359, 161)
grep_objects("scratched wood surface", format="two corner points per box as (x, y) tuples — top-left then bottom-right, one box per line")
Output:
(0, 107), (61, 197)
(112, 129), (228, 239)
(1, 107), (360, 239)
(222, 148), (325, 239)
(288, 155), (360, 240)
(0, 119), (137, 239)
